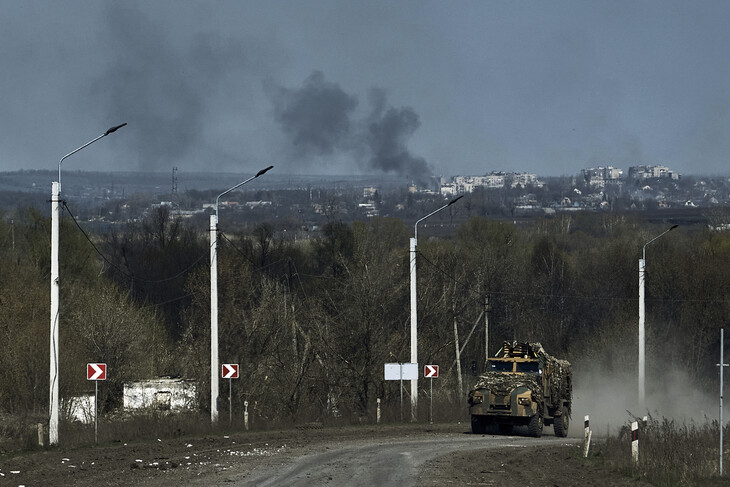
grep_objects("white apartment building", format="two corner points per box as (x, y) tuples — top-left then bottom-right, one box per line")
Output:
(628, 165), (680, 180)
(582, 166), (623, 187)
(441, 172), (540, 195)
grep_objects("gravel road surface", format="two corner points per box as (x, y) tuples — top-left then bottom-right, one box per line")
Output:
(1, 423), (650, 486)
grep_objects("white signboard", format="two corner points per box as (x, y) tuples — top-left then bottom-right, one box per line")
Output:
(384, 363), (418, 381)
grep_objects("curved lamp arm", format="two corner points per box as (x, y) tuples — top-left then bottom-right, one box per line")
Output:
(58, 123), (127, 191)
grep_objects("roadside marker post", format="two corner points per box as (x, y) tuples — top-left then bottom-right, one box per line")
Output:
(244, 401), (249, 430)
(424, 365), (439, 424)
(631, 421), (639, 464)
(222, 364), (239, 425)
(87, 363), (107, 444)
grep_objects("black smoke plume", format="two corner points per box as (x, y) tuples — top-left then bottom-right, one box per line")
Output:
(271, 72), (433, 183)
(271, 71), (358, 157)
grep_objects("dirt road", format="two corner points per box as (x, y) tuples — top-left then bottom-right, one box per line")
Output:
(0, 423), (649, 486)
(236, 433), (577, 486)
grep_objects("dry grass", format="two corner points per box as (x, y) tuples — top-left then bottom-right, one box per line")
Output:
(593, 415), (730, 486)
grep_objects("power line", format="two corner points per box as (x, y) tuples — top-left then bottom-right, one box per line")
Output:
(62, 201), (209, 285)
(416, 250), (730, 305)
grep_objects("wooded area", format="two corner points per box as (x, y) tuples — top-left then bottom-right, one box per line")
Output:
(1, 205), (729, 425)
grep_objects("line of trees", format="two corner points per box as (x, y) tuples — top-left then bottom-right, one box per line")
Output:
(1, 205), (729, 425)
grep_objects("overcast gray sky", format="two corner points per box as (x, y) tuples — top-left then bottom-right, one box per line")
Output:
(1, 0), (729, 180)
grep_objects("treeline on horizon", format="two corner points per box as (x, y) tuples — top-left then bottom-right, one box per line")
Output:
(0, 205), (728, 424)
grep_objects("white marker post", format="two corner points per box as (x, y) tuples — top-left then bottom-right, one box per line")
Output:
(377, 398), (381, 424)
(583, 415), (591, 457)
(244, 400), (249, 431)
(631, 421), (639, 465)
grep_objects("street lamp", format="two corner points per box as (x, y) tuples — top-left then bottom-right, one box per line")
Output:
(638, 224), (678, 411)
(409, 194), (462, 421)
(50, 123), (127, 445)
(210, 165), (273, 423)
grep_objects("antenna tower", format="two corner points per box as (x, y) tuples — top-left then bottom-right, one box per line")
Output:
(172, 166), (178, 194)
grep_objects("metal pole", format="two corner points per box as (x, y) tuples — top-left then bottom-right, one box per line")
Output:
(400, 370), (404, 422)
(638, 258), (646, 411)
(409, 195), (463, 423)
(49, 123), (126, 446)
(229, 378), (233, 426)
(409, 238), (418, 422)
(719, 328), (728, 476)
(95, 380), (98, 444)
(49, 182), (60, 445)
(638, 224), (677, 413)
(484, 295), (489, 368)
(430, 377), (433, 425)
(210, 215), (219, 423)
(210, 166), (272, 425)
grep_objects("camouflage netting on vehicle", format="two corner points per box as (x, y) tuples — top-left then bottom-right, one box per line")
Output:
(471, 373), (541, 397)
(529, 342), (572, 411)
(470, 341), (572, 412)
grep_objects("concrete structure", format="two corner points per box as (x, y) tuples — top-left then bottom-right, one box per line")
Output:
(123, 378), (197, 411)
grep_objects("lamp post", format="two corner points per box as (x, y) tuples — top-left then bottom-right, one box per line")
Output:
(210, 165), (273, 423)
(409, 194), (462, 421)
(638, 224), (677, 411)
(49, 123), (127, 445)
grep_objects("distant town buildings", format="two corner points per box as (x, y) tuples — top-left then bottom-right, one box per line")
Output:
(582, 166), (623, 187)
(440, 172), (543, 196)
(628, 164), (680, 180)
(579, 164), (680, 188)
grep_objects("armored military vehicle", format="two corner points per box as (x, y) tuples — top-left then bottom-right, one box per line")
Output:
(467, 341), (572, 437)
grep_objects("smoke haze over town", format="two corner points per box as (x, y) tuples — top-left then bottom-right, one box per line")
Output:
(2, 0), (730, 179)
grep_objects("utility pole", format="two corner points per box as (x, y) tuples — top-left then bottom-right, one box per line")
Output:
(410, 195), (463, 421)
(210, 165), (273, 423)
(484, 295), (489, 367)
(50, 123), (126, 445)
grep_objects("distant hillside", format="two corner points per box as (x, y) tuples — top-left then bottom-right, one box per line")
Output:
(0, 170), (409, 196)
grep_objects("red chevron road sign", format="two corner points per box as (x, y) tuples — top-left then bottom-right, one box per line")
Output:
(87, 363), (107, 380)
(222, 363), (239, 379)
(424, 365), (439, 378)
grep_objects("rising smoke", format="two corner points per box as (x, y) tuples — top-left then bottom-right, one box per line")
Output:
(91, 3), (280, 171)
(270, 72), (433, 184)
(91, 4), (433, 181)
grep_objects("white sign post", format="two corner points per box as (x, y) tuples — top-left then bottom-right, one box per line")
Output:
(87, 363), (107, 444)
(222, 364), (239, 425)
(385, 363), (418, 422)
(424, 365), (439, 424)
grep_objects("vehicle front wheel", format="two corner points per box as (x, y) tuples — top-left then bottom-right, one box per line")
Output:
(471, 415), (487, 434)
(528, 414), (543, 437)
(553, 413), (569, 437)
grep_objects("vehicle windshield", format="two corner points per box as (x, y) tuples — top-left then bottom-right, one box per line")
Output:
(488, 361), (513, 372)
(515, 362), (540, 373)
